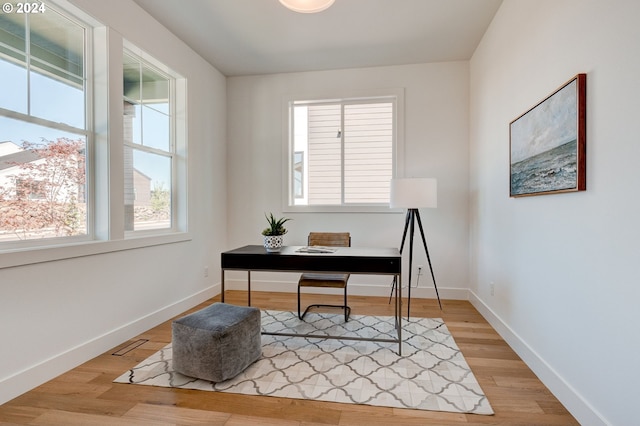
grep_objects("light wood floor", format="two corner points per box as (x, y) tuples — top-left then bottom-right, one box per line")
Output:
(0, 291), (579, 425)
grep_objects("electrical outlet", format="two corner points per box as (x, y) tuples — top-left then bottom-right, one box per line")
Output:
(490, 282), (495, 296)
(204, 266), (209, 278)
(417, 265), (424, 276)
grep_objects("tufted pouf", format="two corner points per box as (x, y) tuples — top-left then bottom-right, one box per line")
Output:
(172, 302), (261, 382)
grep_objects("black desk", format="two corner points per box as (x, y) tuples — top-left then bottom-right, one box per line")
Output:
(221, 245), (403, 354)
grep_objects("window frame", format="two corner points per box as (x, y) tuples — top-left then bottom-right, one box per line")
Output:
(0, 2), (94, 249)
(0, 1), (191, 267)
(282, 88), (405, 213)
(122, 46), (178, 236)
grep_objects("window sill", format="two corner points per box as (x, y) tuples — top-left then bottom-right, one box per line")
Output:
(0, 232), (192, 269)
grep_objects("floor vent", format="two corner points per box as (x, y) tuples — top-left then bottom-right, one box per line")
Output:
(112, 339), (149, 356)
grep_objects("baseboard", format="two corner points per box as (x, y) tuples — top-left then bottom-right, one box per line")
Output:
(224, 278), (469, 300)
(0, 285), (217, 405)
(468, 291), (609, 426)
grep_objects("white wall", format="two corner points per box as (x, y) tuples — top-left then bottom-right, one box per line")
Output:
(0, 0), (227, 404)
(226, 63), (471, 300)
(469, 1), (640, 424)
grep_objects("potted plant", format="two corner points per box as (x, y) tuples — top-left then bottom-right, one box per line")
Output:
(261, 213), (292, 252)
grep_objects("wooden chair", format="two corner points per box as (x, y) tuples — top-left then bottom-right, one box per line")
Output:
(297, 232), (351, 321)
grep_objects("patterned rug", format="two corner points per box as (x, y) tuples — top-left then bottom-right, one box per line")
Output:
(114, 310), (493, 415)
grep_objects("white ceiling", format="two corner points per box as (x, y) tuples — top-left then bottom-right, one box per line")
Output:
(132, 0), (503, 77)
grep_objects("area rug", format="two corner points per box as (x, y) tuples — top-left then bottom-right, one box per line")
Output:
(114, 310), (493, 415)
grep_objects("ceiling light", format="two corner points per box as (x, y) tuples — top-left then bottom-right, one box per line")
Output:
(279, 0), (335, 14)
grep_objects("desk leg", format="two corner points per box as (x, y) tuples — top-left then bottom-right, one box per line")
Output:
(221, 269), (225, 303)
(393, 277), (399, 324)
(247, 270), (251, 306)
(397, 272), (402, 356)
(393, 274), (402, 356)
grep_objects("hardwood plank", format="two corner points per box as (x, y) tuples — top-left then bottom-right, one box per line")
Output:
(122, 403), (230, 425)
(30, 409), (174, 426)
(0, 405), (47, 424)
(225, 413), (302, 426)
(0, 291), (579, 425)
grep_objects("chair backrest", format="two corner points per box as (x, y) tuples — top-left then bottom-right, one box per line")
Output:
(308, 232), (351, 247)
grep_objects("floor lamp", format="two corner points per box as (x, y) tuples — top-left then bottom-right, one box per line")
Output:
(389, 178), (442, 317)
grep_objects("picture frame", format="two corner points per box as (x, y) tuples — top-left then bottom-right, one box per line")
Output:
(510, 73), (586, 197)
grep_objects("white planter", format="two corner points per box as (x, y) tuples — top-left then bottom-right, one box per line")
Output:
(263, 235), (283, 252)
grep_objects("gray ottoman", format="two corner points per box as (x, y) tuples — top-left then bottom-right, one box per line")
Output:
(172, 302), (261, 382)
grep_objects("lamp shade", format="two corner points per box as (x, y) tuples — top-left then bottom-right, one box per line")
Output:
(390, 178), (437, 209)
(279, 0), (335, 13)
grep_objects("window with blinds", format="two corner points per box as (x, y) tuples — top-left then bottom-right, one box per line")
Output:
(290, 97), (395, 207)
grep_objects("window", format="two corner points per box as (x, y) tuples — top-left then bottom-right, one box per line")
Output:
(123, 51), (175, 232)
(0, 3), (189, 261)
(287, 96), (397, 209)
(0, 7), (89, 242)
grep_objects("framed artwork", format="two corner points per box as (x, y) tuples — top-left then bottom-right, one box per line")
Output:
(510, 73), (586, 197)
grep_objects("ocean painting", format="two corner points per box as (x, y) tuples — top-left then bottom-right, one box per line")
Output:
(511, 139), (577, 195)
(510, 75), (585, 196)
